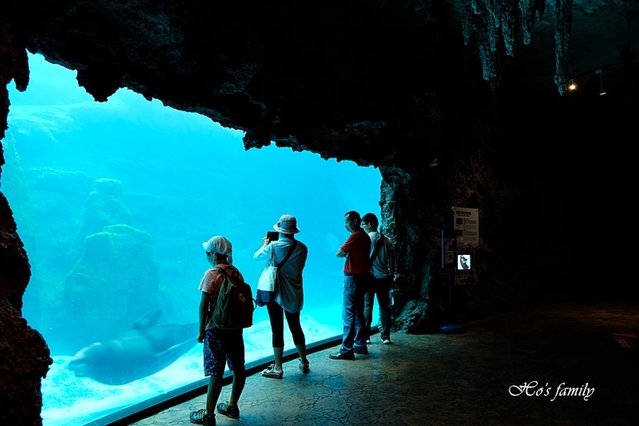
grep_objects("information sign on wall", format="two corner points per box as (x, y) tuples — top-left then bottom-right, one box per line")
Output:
(452, 207), (479, 247)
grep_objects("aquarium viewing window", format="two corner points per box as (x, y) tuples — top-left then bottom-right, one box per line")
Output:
(2, 53), (383, 425)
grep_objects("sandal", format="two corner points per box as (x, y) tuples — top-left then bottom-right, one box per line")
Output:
(299, 359), (310, 374)
(190, 408), (215, 425)
(217, 401), (240, 419)
(261, 364), (283, 379)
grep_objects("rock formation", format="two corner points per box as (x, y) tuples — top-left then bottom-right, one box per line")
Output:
(1, 1), (637, 424)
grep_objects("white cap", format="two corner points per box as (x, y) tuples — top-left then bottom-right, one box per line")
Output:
(202, 235), (233, 264)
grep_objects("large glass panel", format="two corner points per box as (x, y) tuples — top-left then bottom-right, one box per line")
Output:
(1, 54), (382, 425)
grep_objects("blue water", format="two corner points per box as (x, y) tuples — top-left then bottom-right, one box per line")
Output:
(1, 54), (381, 425)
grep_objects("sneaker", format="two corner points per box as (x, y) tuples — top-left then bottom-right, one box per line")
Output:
(299, 359), (310, 374)
(217, 402), (240, 419)
(261, 364), (283, 379)
(382, 338), (392, 345)
(353, 345), (369, 355)
(329, 351), (355, 360)
(190, 409), (215, 425)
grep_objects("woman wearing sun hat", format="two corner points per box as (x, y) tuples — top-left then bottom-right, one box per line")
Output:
(253, 214), (310, 379)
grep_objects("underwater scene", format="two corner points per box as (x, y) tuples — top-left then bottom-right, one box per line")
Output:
(1, 54), (382, 425)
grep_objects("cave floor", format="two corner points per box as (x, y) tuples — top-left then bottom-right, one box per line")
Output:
(128, 301), (638, 426)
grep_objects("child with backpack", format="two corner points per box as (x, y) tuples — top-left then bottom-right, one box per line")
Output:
(190, 235), (251, 426)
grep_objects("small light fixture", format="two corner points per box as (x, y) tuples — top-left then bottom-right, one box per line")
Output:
(566, 79), (578, 92)
(595, 69), (607, 96)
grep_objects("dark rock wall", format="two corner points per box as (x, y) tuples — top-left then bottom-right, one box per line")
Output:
(0, 1), (637, 424)
(1, 11), (52, 426)
(5, 0), (460, 169)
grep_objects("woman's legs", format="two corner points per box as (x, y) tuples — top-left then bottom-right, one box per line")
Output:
(285, 310), (309, 365)
(266, 302), (285, 370)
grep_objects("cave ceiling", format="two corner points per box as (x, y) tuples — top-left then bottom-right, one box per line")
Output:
(2, 0), (638, 171)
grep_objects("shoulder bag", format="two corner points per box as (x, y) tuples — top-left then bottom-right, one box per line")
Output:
(255, 241), (298, 306)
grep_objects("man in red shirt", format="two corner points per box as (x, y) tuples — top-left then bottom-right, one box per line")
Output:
(330, 211), (372, 360)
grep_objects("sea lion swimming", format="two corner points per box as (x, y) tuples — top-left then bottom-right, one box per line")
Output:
(68, 311), (197, 385)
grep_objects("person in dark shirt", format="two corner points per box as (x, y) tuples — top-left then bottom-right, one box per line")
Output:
(330, 211), (372, 360)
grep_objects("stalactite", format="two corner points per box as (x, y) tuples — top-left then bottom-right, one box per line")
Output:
(519, 0), (535, 44)
(460, 0), (572, 94)
(553, 0), (573, 95)
(479, 43), (498, 89)
(487, 0), (500, 54)
(461, 5), (473, 45)
(501, 1), (518, 56)
(461, 1), (500, 89)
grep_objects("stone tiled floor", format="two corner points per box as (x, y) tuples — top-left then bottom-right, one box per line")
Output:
(121, 301), (638, 426)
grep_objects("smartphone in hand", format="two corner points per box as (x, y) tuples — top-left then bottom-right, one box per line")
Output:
(266, 231), (279, 241)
